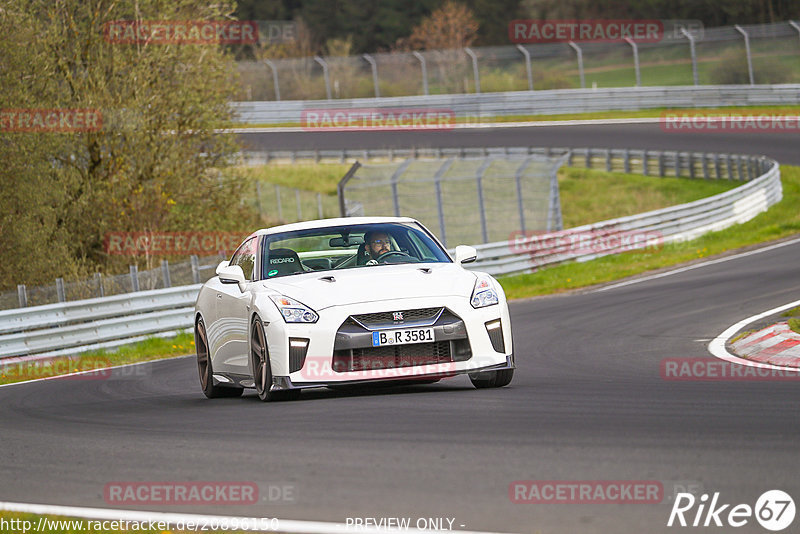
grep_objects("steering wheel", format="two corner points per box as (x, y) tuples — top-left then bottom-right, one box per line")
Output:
(375, 250), (411, 263)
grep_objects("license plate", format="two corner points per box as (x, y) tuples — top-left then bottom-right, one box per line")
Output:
(372, 328), (434, 347)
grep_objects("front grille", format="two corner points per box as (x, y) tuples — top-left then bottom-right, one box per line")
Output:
(333, 341), (452, 373)
(351, 307), (442, 329)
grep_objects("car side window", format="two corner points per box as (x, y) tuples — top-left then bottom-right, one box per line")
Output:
(229, 237), (257, 281)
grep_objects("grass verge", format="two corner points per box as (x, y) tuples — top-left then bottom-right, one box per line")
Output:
(499, 165), (800, 299)
(0, 331), (194, 386)
(789, 318), (800, 335)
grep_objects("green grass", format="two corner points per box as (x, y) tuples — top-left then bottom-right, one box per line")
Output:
(559, 167), (737, 228)
(240, 163), (350, 195)
(789, 318), (800, 335)
(781, 306), (800, 317)
(499, 165), (800, 299)
(0, 332), (194, 386)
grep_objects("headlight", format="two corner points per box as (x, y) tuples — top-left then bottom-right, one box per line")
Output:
(269, 295), (319, 323)
(470, 274), (499, 308)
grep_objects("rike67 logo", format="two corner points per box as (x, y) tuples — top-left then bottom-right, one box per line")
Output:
(668, 490), (795, 531)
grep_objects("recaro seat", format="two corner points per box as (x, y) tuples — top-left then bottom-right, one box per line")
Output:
(266, 248), (304, 276)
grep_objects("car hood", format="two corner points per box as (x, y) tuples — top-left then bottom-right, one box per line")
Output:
(259, 263), (478, 310)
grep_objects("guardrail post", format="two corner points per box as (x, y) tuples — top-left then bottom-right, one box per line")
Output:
(129, 265), (139, 292)
(726, 154), (733, 180)
(264, 59), (281, 101)
(362, 54), (380, 98)
(674, 152), (681, 177)
(17, 284), (27, 307)
(584, 148), (591, 168)
(95, 272), (104, 297)
(681, 28), (699, 86)
(317, 193), (323, 218)
(624, 37), (641, 87)
(641, 150), (648, 176)
(161, 260), (171, 288)
(56, 278), (65, 302)
(568, 41), (585, 89)
(658, 152), (665, 177)
(714, 153), (721, 179)
(295, 188), (302, 220)
(605, 149), (612, 172)
(314, 56), (332, 100)
(734, 25), (755, 86)
(688, 153), (695, 178)
(702, 154), (710, 180)
(190, 256), (200, 284)
(516, 44), (533, 90)
(567, 149), (573, 166)
(390, 159), (413, 217)
(465, 47), (481, 93)
(514, 158), (533, 234)
(476, 158), (493, 243)
(275, 185), (283, 220)
(737, 156), (745, 181)
(412, 51), (429, 95)
(623, 149), (631, 173)
(434, 159), (454, 246)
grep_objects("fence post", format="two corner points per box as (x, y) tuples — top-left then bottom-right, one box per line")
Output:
(475, 159), (493, 243)
(465, 47), (481, 93)
(337, 161), (362, 217)
(17, 284), (27, 307)
(362, 54), (380, 98)
(681, 28), (699, 86)
(314, 56), (332, 100)
(514, 158), (533, 234)
(515, 44), (534, 90)
(790, 21), (800, 46)
(129, 265), (140, 292)
(624, 37), (641, 87)
(191, 255), (200, 284)
(94, 272), (104, 298)
(734, 25), (755, 86)
(412, 51), (429, 96)
(161, 260), (171, 288)
(264, 59), (280, 101)
(547, 156), (566, 232)
(568, 41), (585, 89)
(390, 159), (413, 217)
(56, 278), (66, 302)
(317, 193), (323, 219)
(295, 188), (302, 220)
(433, 159), (454, 247)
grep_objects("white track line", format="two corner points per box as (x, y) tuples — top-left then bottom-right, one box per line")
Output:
(0, 501), (504, 534)
(224, 117), (661, 134)
(708, 299), (800, 371)
(594, 236), (800, 292)
(0, 355), (192, 390)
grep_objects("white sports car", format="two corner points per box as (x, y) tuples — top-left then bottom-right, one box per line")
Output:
(194, 216), (514, 401)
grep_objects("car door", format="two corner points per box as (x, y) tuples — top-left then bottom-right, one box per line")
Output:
(212, 236), (258, 375)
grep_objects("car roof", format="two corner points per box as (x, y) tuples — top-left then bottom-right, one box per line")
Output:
(248, 217), (419, 239)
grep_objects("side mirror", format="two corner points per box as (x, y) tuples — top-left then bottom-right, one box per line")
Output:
(215, 260), (230, 274)
(455, 245), (477, 264)
(218, 264), (246, 291)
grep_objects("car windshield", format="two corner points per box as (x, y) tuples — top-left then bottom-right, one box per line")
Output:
(260, 222), (451, 279)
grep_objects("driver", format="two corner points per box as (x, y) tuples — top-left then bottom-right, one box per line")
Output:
(364, 230), (394, 263)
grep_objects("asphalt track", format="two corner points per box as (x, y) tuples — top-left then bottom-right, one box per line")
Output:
(2, 125), (799, 534)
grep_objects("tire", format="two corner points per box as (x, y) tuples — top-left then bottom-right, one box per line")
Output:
(250, 318), (301, 402)
(469, 368), (514, 389)
(195, 318), (243, 398)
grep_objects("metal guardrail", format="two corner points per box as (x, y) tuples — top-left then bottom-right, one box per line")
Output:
(0, 147), (780, 361)
(232, 85), (800, 124)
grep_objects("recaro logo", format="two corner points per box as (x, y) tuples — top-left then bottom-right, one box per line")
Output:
(668, 490), (795, 530)
(270, 258), (294, 264)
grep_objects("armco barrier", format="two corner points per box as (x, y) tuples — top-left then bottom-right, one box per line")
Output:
(232, 85), (800, 124)
(0, 148), (781, 360)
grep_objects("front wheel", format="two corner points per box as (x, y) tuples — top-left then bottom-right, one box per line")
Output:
(195, 318), (243, 398)
(469, 368), (514, 389)
(250, 318), (301, 402)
